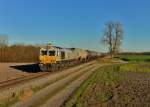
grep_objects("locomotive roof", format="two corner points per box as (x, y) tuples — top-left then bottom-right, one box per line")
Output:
(40, 44), (101, 54)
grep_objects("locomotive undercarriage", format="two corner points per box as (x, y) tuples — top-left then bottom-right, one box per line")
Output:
(39, 59), (79, 71)
(39, 56), (98, 72)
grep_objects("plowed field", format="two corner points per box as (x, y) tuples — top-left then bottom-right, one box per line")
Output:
(64, 63), (150, 107)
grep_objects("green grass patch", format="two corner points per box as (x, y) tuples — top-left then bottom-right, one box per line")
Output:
(115, 54), (150, 72)
(99, 66), (122, 87)
(115, 54), (150, 62)
(119, 62), (150, 72)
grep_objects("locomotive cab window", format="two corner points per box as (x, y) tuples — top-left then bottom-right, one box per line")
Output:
(49, 51), (55, 56)
(41, 50), (47, 56)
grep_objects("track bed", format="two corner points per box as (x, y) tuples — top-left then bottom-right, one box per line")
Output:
(0, 61), (97, 106)
(0, 63), (39, 82)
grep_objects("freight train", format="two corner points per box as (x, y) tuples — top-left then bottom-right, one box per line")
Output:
(39, 44), (101, 71)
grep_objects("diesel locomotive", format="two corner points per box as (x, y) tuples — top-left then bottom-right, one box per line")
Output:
(39, 43), (101, 71)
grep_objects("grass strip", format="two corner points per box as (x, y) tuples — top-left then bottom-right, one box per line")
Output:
(63, 65), (123, 107)
(63, 68), (99, 107)
(115, 54), (150, 62)
(119, 62), (150, 72)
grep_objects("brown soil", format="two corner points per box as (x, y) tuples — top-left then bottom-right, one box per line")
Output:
(77, 72), (150, 107)
(107, 72), (150, 107)
(0, 63), (38, 82)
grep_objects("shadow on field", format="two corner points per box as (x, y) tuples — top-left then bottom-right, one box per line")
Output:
(146, 59), (150, 62)
(10, 64), (41, 73)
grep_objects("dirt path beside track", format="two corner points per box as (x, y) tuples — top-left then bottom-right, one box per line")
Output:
(41, 65), (101, 107)
(12, 62), (99, 107)
(0, 63), (37, 82)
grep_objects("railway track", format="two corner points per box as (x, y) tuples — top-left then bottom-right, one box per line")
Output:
(0, 61), (95, 90)
(0, 72), (50, 90)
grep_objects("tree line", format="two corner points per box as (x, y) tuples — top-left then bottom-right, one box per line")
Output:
(119, 52), (150, 55)
(0, 35), (39, 62)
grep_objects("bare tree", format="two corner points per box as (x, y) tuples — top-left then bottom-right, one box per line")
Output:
(101, 21), (123, 58)
(0, 34), (9, 47)
(113, 22), (123, 53)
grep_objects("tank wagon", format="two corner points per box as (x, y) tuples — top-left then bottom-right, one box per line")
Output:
(39, 44), (101, 71)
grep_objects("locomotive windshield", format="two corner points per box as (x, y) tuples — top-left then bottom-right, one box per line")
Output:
(41, 50), (55, 56)
(49, 51), (55, 56)
(41, 50), (47, 55)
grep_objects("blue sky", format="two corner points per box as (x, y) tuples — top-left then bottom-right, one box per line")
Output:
(0, 0), (150, 52)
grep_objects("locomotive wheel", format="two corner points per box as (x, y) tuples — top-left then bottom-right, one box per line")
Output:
(55, 64), (58, 71)
(58, 64), (62, 71)
(39, 64), (47, 71)
(60, 63), (64, 70)
(48, 64), (52, 72)
(45, 65), (49, 72)
(50, 64), (55, 72)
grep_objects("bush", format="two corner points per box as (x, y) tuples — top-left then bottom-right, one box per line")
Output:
(121, 58), (130, 61)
